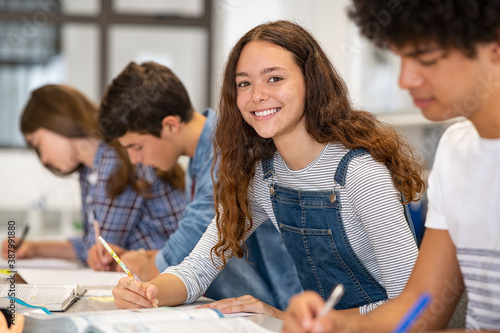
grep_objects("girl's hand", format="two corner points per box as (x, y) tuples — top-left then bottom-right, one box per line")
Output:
(112, 277), (159, 309)
(199, 295), (284, 319)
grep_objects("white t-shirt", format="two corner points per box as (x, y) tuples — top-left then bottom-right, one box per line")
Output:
(425, 120), (500, 330)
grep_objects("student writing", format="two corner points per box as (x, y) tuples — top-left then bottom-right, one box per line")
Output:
(1, 85), (185, 266)
(111, 20), (425, 317)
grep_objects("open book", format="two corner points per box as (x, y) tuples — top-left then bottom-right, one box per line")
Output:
(0, 284), (83, 312)
(22, 307), (275, 333)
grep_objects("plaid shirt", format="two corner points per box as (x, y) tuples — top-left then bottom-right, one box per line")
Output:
(70, 142), (185, 263)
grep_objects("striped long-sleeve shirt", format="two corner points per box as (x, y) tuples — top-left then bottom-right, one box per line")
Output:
(164, 142), (418, 314)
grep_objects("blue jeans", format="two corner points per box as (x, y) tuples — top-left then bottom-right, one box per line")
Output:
(205, 219), (303, 310)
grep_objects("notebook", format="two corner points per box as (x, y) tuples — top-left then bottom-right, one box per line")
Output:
(0, 284), (84, 312)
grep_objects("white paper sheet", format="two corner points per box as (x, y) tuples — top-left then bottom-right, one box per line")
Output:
(17, 268), (127, 287)
(0, 258), (82, 270)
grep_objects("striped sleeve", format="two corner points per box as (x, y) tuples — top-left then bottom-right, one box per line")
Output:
(346, 156), (418, 313)
(163, 217), (224, 303)
(163, 196), (268, 303)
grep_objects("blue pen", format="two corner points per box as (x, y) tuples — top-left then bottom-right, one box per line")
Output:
(392, 293), (432, 333)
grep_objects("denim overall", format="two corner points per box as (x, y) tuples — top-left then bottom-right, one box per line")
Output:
(262, 148), (416, 310)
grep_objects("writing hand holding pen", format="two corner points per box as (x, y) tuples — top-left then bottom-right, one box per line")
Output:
(113, 276), (159, 309)
(282, 285), (345, 333)
(87, 221), (114, 271)
(99, 236), (158, 309)
(87, 241), (125, 271)
(2, 225), (32, 259)
(15, 225), (30, 249)
(87, 212), (111, 270)
(87, 243), (116, 271)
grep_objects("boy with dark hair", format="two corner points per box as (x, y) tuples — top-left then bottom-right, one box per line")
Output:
(97, 61), (303, 312)
(283, 1), (500, 331)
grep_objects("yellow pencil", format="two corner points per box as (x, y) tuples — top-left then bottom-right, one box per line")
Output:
(97, 236), (138, 282)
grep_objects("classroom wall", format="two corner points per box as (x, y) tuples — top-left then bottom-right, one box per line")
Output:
(0, 0), (450, 238)
(0, 149), (81, 239)
(211, 0), (353, 105)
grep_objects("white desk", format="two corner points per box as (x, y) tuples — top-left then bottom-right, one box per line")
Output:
(2, 263), (284, 332)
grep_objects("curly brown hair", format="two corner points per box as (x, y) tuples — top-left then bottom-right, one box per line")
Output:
(348, 0), (500, 58)
(212, 20), (426, 266)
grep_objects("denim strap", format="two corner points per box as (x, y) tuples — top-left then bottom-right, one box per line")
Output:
(334, 148), (369, 186)
(261, 157), (275, 181)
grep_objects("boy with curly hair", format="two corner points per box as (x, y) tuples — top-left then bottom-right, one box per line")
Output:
(283, 1), (500, 332)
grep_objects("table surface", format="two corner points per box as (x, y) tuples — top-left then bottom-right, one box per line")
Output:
(4, 271), (283, 332)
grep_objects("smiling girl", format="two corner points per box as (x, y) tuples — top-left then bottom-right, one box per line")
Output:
(112, 20), (425, 317)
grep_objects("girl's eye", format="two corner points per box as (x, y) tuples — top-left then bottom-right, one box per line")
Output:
(269, 77), (282, 83)
(237, 81), (250, 88)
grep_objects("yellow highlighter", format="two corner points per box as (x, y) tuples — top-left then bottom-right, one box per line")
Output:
(97, 236), (138, 282)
